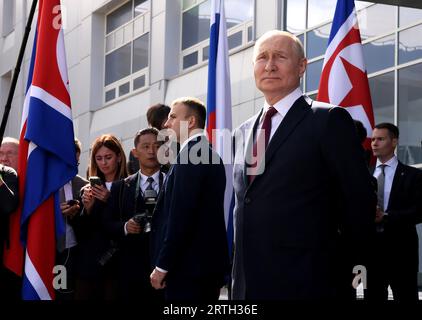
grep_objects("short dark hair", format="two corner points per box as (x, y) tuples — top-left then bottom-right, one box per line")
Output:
(171, 97), (206, 129)
(146, 104), (170, 130)
(134, 127), (159, 147)
(374, 122), (399, 139)
(74, 138), (82, 154)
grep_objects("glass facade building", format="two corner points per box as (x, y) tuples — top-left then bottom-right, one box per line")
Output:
(286, 0), (422, 166)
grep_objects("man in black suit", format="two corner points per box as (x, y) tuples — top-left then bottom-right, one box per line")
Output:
(0, 164), (19, 300)
(368, 122), (422, 301)
(150, 97), (229, 301)
(103, 128), (164, 300)
(56, 139), (89, 300)
(231, 30), (376, 300)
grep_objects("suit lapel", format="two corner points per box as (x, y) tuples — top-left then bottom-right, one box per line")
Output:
(242, 110), (263, 185)
(387, 162), (405, 210)
(247, 97), (309, 188)
(156, 167), (171, 206)
(264, 97), (309, 167)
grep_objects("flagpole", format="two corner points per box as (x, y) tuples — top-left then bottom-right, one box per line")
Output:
(0, 0), (39, 144)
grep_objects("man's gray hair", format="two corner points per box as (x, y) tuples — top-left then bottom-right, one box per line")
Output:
(253, 30), (305, 62)
(1, 136), (19, 146)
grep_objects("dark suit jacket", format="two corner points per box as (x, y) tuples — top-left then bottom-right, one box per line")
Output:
(232, 96), (377, 300)
(59, 175), (88, 204)
(102, 171), (164, 298)
(72, 185), (111, 279)
(57, 175), (88, 252)
(0, 165), (18, 260)
(151, 135), (230, 286)
(381, 162), (422, 271)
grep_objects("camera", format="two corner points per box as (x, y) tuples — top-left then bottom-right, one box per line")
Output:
(133, 212), (152, 233)
(132, 188), (158, 233)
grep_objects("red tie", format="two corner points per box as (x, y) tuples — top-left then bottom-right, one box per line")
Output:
(248, 106), (278, 184)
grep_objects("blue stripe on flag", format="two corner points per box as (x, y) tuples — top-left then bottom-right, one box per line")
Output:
(25, 97), (77, 167)
(22, 274), (40, 300)
(20, 98), (76, 242)
(328, 0), (355, 45)
(26, 30), (38, 93)
(206, 13), (220, 118)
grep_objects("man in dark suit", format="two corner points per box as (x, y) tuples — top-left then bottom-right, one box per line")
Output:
(368, 122), (422, 301)
(231, 30), (376, 300)
(103, 128), (164, 300)
(150, 97), (229, 301)
(0, 164), (19, 300)
(56, 139), (89, 300)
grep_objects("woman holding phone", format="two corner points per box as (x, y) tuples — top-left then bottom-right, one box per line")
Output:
(74, 134), (128, 300)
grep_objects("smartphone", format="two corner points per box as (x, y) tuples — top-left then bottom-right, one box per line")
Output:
(89, 176), (102, 187)
(66, 199), (79, 206)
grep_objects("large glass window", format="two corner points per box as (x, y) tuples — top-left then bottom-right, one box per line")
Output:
(104, 0), (150, 103)
(369, 71), (394, 125)
(398, 24), (422, 65)
(359, 4), (395, 40)
(132, 33), (149, 72)
(399, 6), (422, 27)
(307, 0), (336, 29)
(285, 1), (422, 166)
(181, 0), (254, 70)
(286, 0), (306, 34)
(105, 43), (132, 86)
(182, 0), (211, 50)
(106, 1), (132, 34)
(363, 34), (395, 74)
(134, 0), (149, 17)
(305, 59), (323, 92)
(225, 0), (254, 29)
(398, 63), (422, 165)
(307, 23), (331, 59)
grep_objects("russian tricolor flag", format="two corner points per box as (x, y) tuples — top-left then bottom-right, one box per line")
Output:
(206, 0), (234, 259)
(3, 0), (77, 300)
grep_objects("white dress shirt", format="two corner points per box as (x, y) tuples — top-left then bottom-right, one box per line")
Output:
(140, 170), (161, 194)
(258, 87), (303, 144)
(124, 170), (163, 235)
(373, 155), (398, 213)
(105, 181), (113, 191)
(62, 181), (77, 249)
(180, 132), (206, 152)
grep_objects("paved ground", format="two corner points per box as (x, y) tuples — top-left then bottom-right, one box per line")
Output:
(219, 285), (422, 300)
(356, 283), (422, 300)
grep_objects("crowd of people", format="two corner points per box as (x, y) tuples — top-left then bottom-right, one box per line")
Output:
(0, 30), (421, 302)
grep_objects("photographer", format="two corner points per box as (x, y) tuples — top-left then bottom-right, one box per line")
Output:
(55, 139), (88, 300)
(74, 134), (128, 300)
(103, 128), (165, 301)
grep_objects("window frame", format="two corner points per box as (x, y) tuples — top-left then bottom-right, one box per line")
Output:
(180, 0), (255, 72)
(103, 0), (151, 105)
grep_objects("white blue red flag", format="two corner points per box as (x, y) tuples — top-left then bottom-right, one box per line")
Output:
(4, 0), (77, 300)
(206, 0), (234, 258)
(317, 0), (375, 152)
